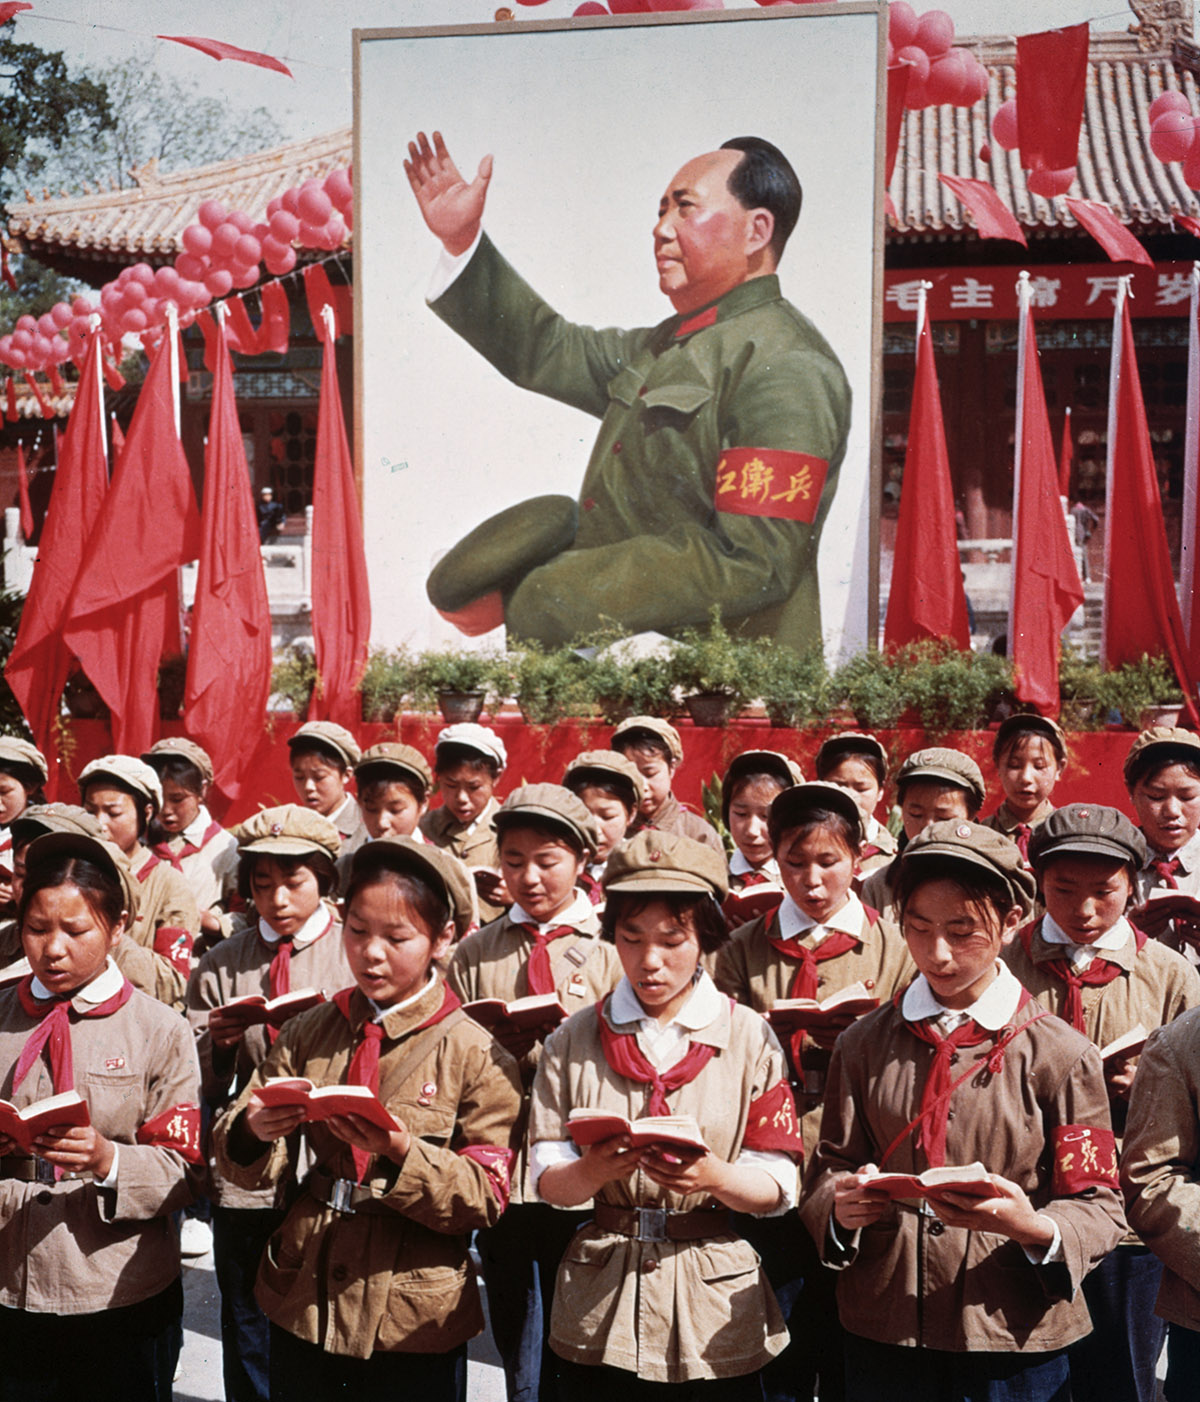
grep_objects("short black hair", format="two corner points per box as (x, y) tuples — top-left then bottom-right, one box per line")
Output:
(288, 739), (349, 774)
(720, 136), (802, 262)
(895, 854), (1016, 929)
(816, 741), (887, 788)
(769, 807), (860, 859)
(1126, 747), (1200, 793)
(612, 732), (673, 766)
(344, 862), (450, 939)
(564, 772), (638, 816)
(237, 850), (337, 901)
(358, 772), (426, 807)
(435, 743), (500, 781)
(81, 774), (155, 839)
(150, 755), (206, 794)
(602, 890), (728, 956)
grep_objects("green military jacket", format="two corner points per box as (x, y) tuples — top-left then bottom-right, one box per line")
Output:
(431, 235), (851, 650)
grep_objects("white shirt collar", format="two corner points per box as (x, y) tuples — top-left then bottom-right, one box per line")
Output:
(610, 968), (722, 1032)
(330, 794), (359, 835)
(730, 850), (780, 881)
(367, 970), (438, 1023)
(1041, 911), (1132, 963)
(902, 960), (1023, 1031)
(777, 891), (863, 944)
(178, 804), (214, 846)
(32, 955), (124, 1005)
(865, 815), (888, 845)
(510, 889), (595, 932)
(259, 904), (331, 950)
(1143, 827), (1200, 873)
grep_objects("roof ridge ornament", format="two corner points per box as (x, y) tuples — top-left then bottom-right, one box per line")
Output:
(1129, 0), (1192, 54)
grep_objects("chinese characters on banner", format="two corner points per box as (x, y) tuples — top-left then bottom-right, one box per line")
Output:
(885, 264), (1197, 322)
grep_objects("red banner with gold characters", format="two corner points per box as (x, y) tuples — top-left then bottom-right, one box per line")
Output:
(1052, 1123), (1118, 1194)
(137, 1102), (203, 1165)
(742, 1080), (805, 1155)
(714, 448), (829, 525)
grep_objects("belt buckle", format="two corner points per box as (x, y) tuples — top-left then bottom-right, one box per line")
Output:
(635, 1207), (668, 1242)
(328, 1177), (356, 1217)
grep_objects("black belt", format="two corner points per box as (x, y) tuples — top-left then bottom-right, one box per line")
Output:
(306, 1167), (393, 1217)
(592, 1203), (731, 1242)
(0, 1154), (55, 1184)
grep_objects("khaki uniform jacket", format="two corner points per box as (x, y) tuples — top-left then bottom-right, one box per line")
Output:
(420, 799), (504, 922)
(0, 980), (202, 1313)
(983, 800), (1054, 847)
(151, 821), (239, 919)
(714, 903), (914, 1156)
(130, 844), (202, 1010)
(856, 857), (899, 926)
(857, 820), (897, 878)
(187, 909), (351, 1208)
(1121, 1006), (1200, 1329)
(630, 794), (725, 856)
(529, 996), (793, 1382)
(432, 236), (851, 651)
(214, 975), (522, 1359)
(800, 997), (1127, 1352)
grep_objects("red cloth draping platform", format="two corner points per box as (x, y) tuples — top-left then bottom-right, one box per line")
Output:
(54, 715), (1143, 827)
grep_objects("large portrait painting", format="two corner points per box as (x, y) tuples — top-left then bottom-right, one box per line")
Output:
(355, 4), (884, 659)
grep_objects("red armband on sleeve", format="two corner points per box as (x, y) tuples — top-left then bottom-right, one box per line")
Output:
(714, 448), (829, 525)
(742, 1080), (804, 1158)
(1052, 1124), (1118, 1194)
(458, 1144), (515, 1210)
(153, 926), (193, 977)
(137, 1102), (203, 1165)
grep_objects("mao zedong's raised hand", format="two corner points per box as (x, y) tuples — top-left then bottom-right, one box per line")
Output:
(404, 130), (493, 258)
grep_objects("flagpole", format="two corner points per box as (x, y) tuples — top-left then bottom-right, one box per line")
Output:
(89, 317), (107, 474)
(1181, 264), (1200, 645)
(1102, 277), (1132, 671)
(166, 302), (181, 438)
(1012, 271), (1031, 640)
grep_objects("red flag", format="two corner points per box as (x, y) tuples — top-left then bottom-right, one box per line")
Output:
(308, 308), (371, 728)
(258, 281), (290, 355)
(1010, 287), (1084, 715)
(1103, 285), (1200, 724)
(15, 441), (33, 541)
(884, 300), (971, 650)
(22, 373), (52, 420)
(0, 3), (33, 23)
(184, 315), (272, 809)
(61, 336), (200, 754)
(111, 413), (125, 464)
(1016, 24), (1089, 173)
(938, 174), (1027, 246)
(156, 35), (292, 77)
(224, 297), (260, 354)
(304, 264), (352, 339)
(5, 333), (108, 794)
(1058, 407), (1073, 497)
(1064, 197), (1153, 268)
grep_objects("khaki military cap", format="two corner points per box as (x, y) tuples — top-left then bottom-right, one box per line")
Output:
(288, 721), (361, 769)
(12, 803), (104, 849)
(0, 735), (47, 782)
(562, 750), (646, 809)
(611, 716), (683, 763)
(349, 835), (476, 939)
(233, 804), (341, 862)
(494, 783), (601, 860)
(816, 731), (888, 778)
(355, 743), (433, 796)
(141, 737), (214, 783)
(769, 780), (864, 845)
(992, 714), (1067, 765)
(722, 750), (804, 827)
(1028, 804), (1147, 871)
(896, 747), (986, 811)
(602, 829), (729, 901)
(900, 819), (1036, 915)
(1124, 726), (1200, 789)
(79, 754), (162, 810)
(435, 723), (507, 772)
(23, 830), (140, 921)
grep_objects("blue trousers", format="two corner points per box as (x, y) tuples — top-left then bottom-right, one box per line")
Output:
(1165, 1322), (1200, 1402)
(269, 1324), (466, 1402)
(843, 1336), (1070, 1402)
(1069, 1243), (1165, 1402)
(213, 1204), (286, 1402)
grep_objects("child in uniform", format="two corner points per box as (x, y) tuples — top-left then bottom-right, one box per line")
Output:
(1124, 727), (1200, 965)
(447, 783), (622, 1402)
(419, 722), (508, 921)
(213, 836), (522, 1401)
(355, 742), (432, 841)
(0, 828), (203, 1402)
(80, 754), (200, 1010)
(720, 749), (802, 929)
(1004, 803), (1200, 1402)
(814, 732), (896, 878)
(530, 829), (804, 1399)
(0, 735), (46, 909)
(142, 736), (239, 953)
(982, 714), (1067, 861)
(610, 716), (724, 855)
(187, 805), (348, 1402)
(858, 748), (986, 925)
(562, 749), (644, 901)
(801, 820), (1127, 1402)
(287, 720), (366, 858)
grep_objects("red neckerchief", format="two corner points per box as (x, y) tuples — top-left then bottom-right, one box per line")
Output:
(1013, 824), (1033, 863)
(518, 922), (578, 997)
(578, 872), (604, 908)
(135, 853), (159, 881)
(884, 983), (1047, 1169)
(262, 912), (333, 1042)
(332, 983), (460, 1181)
(1151, 856), (1182, 889)
(737, 870), (773, 890)
(151, 819), (223, 873)
(1019, 918), (1145, 1034)
(767, 925), (861, 1003)
(596, 993), (719, 1116)
(13, 973), (134, 1095)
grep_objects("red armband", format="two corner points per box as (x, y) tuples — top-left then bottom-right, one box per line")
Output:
(137, 1102), (203, 1165)
(458, 1144), (514, 1210)
(1052, 1124), (1118, 1194)
(742, 1080), (804, 1157)
(153, 926), (193, 977)
(714, 448), (829, 525)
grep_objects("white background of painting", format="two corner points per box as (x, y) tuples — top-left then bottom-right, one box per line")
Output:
(356, 6), (881, 658)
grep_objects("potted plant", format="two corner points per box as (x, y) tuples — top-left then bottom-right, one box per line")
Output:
(754, 642), (830, 728)
(1058, 645), (1105, 731)
(508, 642), (590, 724)
(270, 645), (317, 717)
(412, 647), (501, 723)
(899, 639), (1013, 734)
(669, 609), (758, 726)
(359, 647), (416, 723)
(830, 649), (907, 730)
(1096, 654), (1183, 730)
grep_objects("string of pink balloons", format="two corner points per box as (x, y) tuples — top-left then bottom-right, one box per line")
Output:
(888, 3), (988, 110)
(0, 165), (353, 379)
(1147, 89), (1200, 188)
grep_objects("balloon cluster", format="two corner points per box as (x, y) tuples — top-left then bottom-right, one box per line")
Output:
(987, 97), (1076, 198)
(0, 164), (353, 376)
(889, 3), (988, 110)
(1147, 90), (1200, 189)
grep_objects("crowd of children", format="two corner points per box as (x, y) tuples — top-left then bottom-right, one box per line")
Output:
(3, 711), (1200, 1401)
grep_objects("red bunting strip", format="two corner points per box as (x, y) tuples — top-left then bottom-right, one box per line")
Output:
(156, 35), (292, 77)
(101, 355), (125, 391)
(46, 363), (64, 398)
(4, 377), (15, 424)
(23, 373), (52, 420)
(938, 175), (1027, 246)
(15, 441), (33, 541)
(257, 281), (290, 355)
(1064, 198), (1154, 268)
(176, 329), (188, 384)
(304, 264), (352, 340)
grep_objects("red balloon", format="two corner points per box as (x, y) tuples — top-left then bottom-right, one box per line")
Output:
(50, 302), (72, 330)
(1151, 110), (1195, 164)
(896, 44), (930, 85)
(231, 262), (260, 290)
(888, 0), (918, 48)
(574, 1), (609, 9)
(197, 199), (227, 230)
(926, 49), (969, 106)
(182, 223), (213, 258)
(959, 58), (989, 107)
(234, 234), (262, 266)
(11, 328), (31, 352)
(269, 209), (300, 242)
(71, 296), (93, 317)
(121, 308), (148, 334)
(227, 209), (255, 235)
(298, 220), (326, 248)
(1183, 132), (1200, 190)
(14, 314), (35, 333)
(1149, 89), (1192, 126)
(130, 262), (156, 288)
(915, 9), (954, 57)
(174, 253), (204, 281)
(204, 268), (233, 298)
(124, 281), (148, 305)
(263, 242), (297, 277)
(211, 222), (241, 260)
(297, 184), (332, 225)
(154, 266), (182, 297)
(266, 195), (283, 218)
(281, 186), (301, 216)
(978, 141), (992, 163)
(324, 167), (353, 211)
(609, 0), (650, 9)
(177, 279), (209, 308)
(36, 313), (57, 339)
(992, 99), (1019, 151)
(320, 214), (347, 249)
(1027, 166), (1075, 198)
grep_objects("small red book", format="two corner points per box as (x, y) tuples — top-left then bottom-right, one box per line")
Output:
(463, 993), (569, 1034)
(765, 981), (880, 1033)
(859, 1162), (1000, 1203)
(0, 1089), (90, 1154)
(566, 1110), (708, 1155)
(254, 1078), (400, 1133)
(214, 988), (326, 1028)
